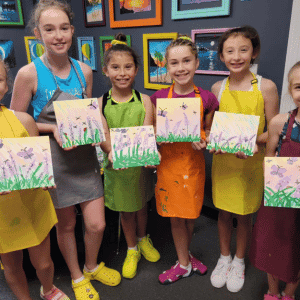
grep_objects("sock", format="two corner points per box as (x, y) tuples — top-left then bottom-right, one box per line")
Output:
(138, 236), (146, 242)
(233, 255), (245, 265)
(84, 264), (98, 273)
(73, 276), (85, 284)
(180, 262), (192, 277)
(128, 246), (138, 251)
(220, 254), (232, 262)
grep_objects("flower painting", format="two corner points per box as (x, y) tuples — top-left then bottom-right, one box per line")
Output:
(77, 37), (97, 71)
(53, 99), (105, 148)
(83, 0), (105, 27)
(0, 39), (16, 68)
(24, 37), (45, 64)
(156, 98), (201, 142)
(119, 0), (151, 13)
(0, 136), (55, 193)
(264, 157), (300, 208)
(110, 125), (160, 169)
(207, 112), (260, 156)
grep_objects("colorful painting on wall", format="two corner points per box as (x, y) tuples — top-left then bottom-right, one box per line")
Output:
(156, 98), (201, 142)
(0, 136), (55, 192)
(110, 125), (160, 169)
(264, 157), (300, 208)
(77, 36), (97, 71)
(207, 111), (260, 156)
(82, 0), (105, 27)
(119, 0), (151, 13)
(0, 40), (16, 68)
(53, 99), (105, 148)
(24, 37), (45, 64)
(0, 0), (24, 26)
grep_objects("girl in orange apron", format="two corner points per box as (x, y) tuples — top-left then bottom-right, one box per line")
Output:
(209, 26), (279, 293)
(150, 36), (219, 284)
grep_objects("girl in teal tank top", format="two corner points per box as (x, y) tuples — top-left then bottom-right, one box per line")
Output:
(100, 33), (160, 279)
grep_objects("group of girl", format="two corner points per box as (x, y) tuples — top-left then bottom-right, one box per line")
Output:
(0, 1), (299, 300)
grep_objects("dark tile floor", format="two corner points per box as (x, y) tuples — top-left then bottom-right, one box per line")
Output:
(1, 203), (299, 300)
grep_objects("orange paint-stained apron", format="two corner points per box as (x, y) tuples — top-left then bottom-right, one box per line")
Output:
(212, 74), (265, 215)
(155, 84), (206, 219)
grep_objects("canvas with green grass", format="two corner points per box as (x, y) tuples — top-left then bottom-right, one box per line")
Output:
(0, 136), (55, 193)
(264, 157), (300, 208)
(53, 98), (105, 148)
(110, 125), (160, 169)
(207, 112), (260, 156)
(156, 98), (201, 142)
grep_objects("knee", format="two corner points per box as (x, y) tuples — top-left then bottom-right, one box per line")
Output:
(56, 218), (76, 234)
(86, 220), (106, 235)
(32, 259), (53, 274)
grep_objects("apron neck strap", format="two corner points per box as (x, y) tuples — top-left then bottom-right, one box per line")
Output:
(225, 73), (259, 92)
(285, 108), (298, 141)
(167, 83), (201, 98)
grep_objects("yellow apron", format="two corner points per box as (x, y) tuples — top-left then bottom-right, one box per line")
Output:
(155, 84), (206, 219)
(0, 106), (57, 253)
(212, 75), (265, 215)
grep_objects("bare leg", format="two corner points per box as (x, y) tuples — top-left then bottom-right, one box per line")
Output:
(28, 234), (54, 293)
(267, 274), (280, 296)
(136, 205), (147, 239)
(218, 210), (233, 256)
(235, 214), (252, 259)
(284, 272), (300, 297)
(170, 217), (189, 266)
(55, 206), (83, 280)
(121, 211), (137, 248)
(186, 219), (196, 248)
(81, 197), (106, 270)
(0, 251), (32, 300)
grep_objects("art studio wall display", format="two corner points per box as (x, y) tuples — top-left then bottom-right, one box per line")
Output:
(24, 37), (45, 64)
(82, 0), (106, 27)
(0, 40), (16, 68)
(143, 32), (178, 90)
(171, 0), (231, 20)
(0, 0), (24, 26)
(109, 0), (162, 28)
(77, 36), (97, 71)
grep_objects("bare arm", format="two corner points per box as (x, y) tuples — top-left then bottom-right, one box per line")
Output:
(14, 112), (39, 137)
(142, 94), (154, 126)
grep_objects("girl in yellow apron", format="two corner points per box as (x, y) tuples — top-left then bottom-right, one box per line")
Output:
(151, 36), (219, 284)
(0, 60), (70, 299)
(209, 26), (279, 293)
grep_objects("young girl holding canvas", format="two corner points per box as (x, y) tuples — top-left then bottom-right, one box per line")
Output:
(150, 35), (219, 284)
(209, 26), (279, 293)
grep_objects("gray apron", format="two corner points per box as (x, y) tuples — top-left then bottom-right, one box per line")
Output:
(37, 57), (103, 208)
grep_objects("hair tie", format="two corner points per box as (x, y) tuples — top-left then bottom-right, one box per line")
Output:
(111, 39), (128, 46)
(179, 36), (192, 42)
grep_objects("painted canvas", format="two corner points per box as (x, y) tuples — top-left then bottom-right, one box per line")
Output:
(207, 111), (260, 156)
(264, 157), (300, 208)
(53, 99), (105, 148)
(0, 39), (16, 68)
(77, 37), (97, 71)
(119, 0), (151, 13)
(0, 0), (24, 26)
(156, 98), (201, 142)
(24, 37), (45, 64)
(110, 125), (160, 169)
(83, 0), (105, 26)
(0, 136), (55, 192)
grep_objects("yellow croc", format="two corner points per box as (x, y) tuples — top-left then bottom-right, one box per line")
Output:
(72, 278), (99, 300)
(138, 235), (160, 262)
(122, 248), (141, 279)
(83, 262), (121, 287)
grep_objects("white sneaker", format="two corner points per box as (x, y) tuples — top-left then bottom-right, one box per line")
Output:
(210, 257), (232, 288)
(226, 262), (245, 293)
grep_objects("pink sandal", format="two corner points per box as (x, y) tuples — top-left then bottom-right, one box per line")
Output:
(264, 294), (281, 300)
(159, 262), (192, 285)
(189, 253), (207, 275)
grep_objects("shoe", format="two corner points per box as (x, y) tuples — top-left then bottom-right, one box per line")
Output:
(226, 261), (245, 293)
(210, 257), (232, 288)
(40, 285), (70, 300)
(189, 253), (207, 275)
(72, 278), (99, 300)
(281, 293), (294, 300)
(83, 262), (121, 286)
(158, 261), (192, 285)
(264, 294), (281, 300)
(138, 235), (160, 262)
(122, 248), (141, 279)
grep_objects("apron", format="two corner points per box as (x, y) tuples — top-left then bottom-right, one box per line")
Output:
(0, 106), (57, 253)
(250, 108), (300, 283)
(37, 57), (103, 209)
(212, 74), (265, 215)
(155, 84), (206, 219)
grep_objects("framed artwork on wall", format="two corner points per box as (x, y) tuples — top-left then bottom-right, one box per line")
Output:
(0, 40), (16, 68)
(77, 36), (97, 71)
(171, 0), (230, 20)
(0, 0), (24, 26)
(24, 37), (44, 64)
(82, 0), (105, 27)
(143, 32), (178, 90)
(99, 35), (131, 71)
(191, 28), (231, 75)
(108, 0), (162, 28)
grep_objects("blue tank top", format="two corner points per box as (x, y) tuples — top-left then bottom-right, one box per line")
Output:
(31, 57), (87, 120)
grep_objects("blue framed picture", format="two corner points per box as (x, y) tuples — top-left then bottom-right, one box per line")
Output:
(0, 40), (16, 68)
(77, 36), (97, 71)
(0, 0), (24, 26)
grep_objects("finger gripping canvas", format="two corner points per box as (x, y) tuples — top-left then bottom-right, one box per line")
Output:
(207, 111), (260, 156)
(53, 98), (105, 148)
(0, 136), (55, 192)
(264, 157), (300, 208)
(110, 125), (160, 169)
(156, 98), (201, 142)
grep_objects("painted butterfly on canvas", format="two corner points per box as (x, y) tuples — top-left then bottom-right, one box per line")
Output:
(180, 103), (188, 110)
(158, 108), (167, 117)
(270, 165), (287, 177)
(287, 157), (298, 165)
(88, 100), (98, 110)
(17, 147), (34, 159)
